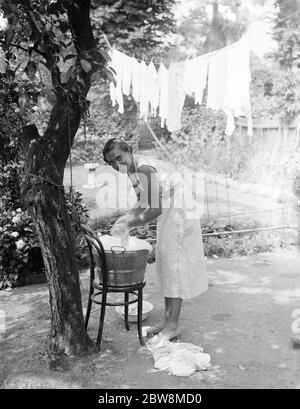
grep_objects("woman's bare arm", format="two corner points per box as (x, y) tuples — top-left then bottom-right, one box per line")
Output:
(128, 165), (162, 229)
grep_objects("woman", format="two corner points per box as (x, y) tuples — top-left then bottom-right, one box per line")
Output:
(103, 138), (208, 344)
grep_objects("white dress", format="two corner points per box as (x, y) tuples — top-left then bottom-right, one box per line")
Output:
(131, 157), (208, 299)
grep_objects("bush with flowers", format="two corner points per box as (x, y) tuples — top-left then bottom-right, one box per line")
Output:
(0, 189), (89, 290)
(0, 76), (89, 289)
(0, 207), (40, 289)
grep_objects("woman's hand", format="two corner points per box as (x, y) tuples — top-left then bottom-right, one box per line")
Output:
(110, 217), (129, 238)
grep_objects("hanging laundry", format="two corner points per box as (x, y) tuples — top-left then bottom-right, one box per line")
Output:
(131, 58), (143, 103)
(184, 55), (208, 105)
(109, 48), (124, 114)
(224, 36), (253, 137)
(157, 63), (169, 128)
(138, 60), (150, 119)
(121, 53), (134, 97)
(206, 47), (228, 112)
(148, 61), (159, 117)
(166, 61), (186, 133)
(131, 59), (159, 119)
(207, 37), (252, 137)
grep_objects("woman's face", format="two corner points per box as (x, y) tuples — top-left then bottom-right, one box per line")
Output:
(105, 146), (134, 173)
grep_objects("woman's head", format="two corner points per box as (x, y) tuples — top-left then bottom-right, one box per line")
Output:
(103, 138), (134, 173)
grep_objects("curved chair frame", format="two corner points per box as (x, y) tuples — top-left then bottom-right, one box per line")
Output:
(81, 224), (146, 352)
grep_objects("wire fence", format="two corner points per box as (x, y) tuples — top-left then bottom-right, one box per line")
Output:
(97, 190), (297, 247)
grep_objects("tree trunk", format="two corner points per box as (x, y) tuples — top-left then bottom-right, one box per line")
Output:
(204, 0), (226, 51)
(21, 101), (95, 357)
(14, 0), (106, 359)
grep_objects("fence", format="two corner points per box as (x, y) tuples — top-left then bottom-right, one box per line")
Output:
(132, 115), (300, 247)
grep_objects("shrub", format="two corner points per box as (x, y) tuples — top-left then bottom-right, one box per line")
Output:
(67, 139), (106, 166)
(0, 208), (39, 289)
(84, 214), (282, 267)
(0, 188), (90, 289)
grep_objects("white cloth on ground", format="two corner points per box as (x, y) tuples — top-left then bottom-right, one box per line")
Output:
(206, 37), (252, 137)
(166, 61), (186, 133)
(184, 55), (209, 105)
(157, 63), (169, 128)
(147, 340), (211, 377)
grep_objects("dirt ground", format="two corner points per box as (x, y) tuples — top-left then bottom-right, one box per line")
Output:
(1, 249), (300, 389)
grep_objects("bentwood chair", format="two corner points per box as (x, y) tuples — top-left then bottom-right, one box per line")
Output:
(81, 224), (146, 352)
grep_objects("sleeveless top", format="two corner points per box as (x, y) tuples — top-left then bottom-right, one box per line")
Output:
(128, 156), (195, 210)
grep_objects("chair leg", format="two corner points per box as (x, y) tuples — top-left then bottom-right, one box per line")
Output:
(124, 292), (130, 331)
(137, 289), (145, 346)
(84, 286), (94, 330)
(96, 291), (107, 352)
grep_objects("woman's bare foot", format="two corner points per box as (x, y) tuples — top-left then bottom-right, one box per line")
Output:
(158, 325), (182, 341)
(144, 325), (163, 336)
(146, 312), (169, 336)
(146, 325), (182, 346)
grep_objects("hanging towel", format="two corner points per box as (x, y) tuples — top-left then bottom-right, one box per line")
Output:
(166, 61), (186, 133)
(184, 55), (209, 105)
(109, 49), (124, 114)
(147, 339), (211, 377)
(132, 58), (143, 103)
(139, 60), (150, 119)
(148, 61), (159, 117)
(206, 47), (228, 112)
(121, 54), (134, 97)
(224, 37), (253, 137)
(158, 63), (169, 128)
(207, 37), (252, 137)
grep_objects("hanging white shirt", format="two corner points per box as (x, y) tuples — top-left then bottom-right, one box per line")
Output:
(207, 37), (253, 137)
(131, 58), (143, 103)
(166, 61), (186, 133)
(121, 53), (134, 97)
(109, 48), (124, 114)
(223, 37), (253, 137)
(148, 61), (159, 117)
(139, 61), (150, 119)
(158, 63), (169, 128)
(184, 55), (209, 105)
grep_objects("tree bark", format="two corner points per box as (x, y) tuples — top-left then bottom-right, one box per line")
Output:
(21, 104), (95, 357)
(20, 0), (102, 358)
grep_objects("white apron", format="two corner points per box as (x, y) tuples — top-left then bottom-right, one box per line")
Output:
(132, 157), (208, 299)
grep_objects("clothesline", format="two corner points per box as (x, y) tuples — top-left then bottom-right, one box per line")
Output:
(102, 30), (251, 67)
(100, 4), (300, 65)
(104, 30), (253, 137)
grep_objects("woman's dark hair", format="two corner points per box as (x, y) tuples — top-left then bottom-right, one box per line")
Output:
(102, 138), (132, 163)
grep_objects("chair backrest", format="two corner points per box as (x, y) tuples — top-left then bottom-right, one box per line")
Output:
(81, 224), (109, 289)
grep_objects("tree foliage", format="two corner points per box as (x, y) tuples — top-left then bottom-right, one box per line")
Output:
(272, 0), (300, 69)
(90, 0), (177, 58)
(175, 0), (249, 58)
